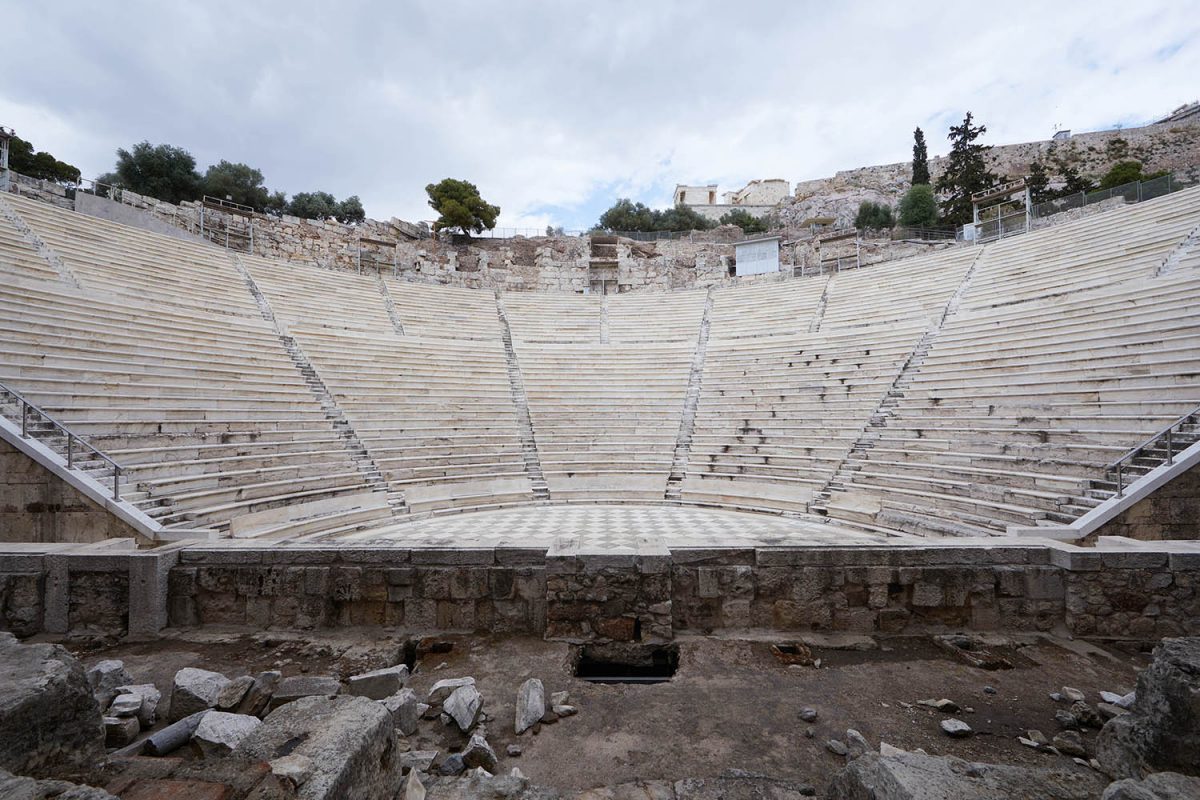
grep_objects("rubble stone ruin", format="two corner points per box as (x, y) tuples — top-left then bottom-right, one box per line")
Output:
(1, 158), (1200, 797)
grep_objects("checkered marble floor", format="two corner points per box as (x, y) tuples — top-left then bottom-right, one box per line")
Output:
(319, 503), (914, 549)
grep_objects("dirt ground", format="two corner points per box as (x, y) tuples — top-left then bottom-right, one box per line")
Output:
(61, 629), (1152, 793)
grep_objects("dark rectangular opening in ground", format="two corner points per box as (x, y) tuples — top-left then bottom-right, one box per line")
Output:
(574, 643), (679, 684)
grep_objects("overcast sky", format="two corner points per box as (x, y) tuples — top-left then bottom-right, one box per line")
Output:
(3, 1), (1198, 231)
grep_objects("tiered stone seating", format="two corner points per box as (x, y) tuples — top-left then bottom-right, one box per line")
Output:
(383, 278), (502, 340)
(516, 341), (693, 500)
(290, 325), (534, 513)
(0, 278), (376, 533)
(682, 323), (926, 512)
(709, 277), (827, 338)
(962, 188), (1200, 311)
(608, 290), (707, 342)
(241, 254), (394, 333)
(6, 194), (257, 318)
(0, 210), (63, 283)
(823, 269), (1200, 535)
(820, 248), (977, 329)
(504, 292), (600, 343)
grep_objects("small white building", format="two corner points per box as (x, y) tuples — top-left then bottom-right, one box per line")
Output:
(673, 184), (719, 206)
(733, 236), (782, 277)
(673, 179), (790, 222)
(722, 179), (791, 206)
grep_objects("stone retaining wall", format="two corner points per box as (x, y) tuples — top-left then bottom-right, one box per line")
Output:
(1091, 460), (1200, 542)
(2, 541), (1195, 644)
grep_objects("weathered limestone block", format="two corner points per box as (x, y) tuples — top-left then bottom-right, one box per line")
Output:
(0, 635), (104, 778)
(168, 667), (230, 722)
(348, 664), (409, 700)
(1096, 637), (1200, 779)
(191, 711), (262, 757)
(826, 752), (1104, 799)
(1102, 772), (1200, 799)
(234, 695), (402, 800)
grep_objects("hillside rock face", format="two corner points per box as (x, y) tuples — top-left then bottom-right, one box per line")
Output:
(1096, 637), (1200, 779)
(0, 634), (104, 780)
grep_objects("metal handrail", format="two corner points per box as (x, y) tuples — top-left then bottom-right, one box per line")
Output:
(0, 381), (123, 500)
(1107, 404), (1200, 496)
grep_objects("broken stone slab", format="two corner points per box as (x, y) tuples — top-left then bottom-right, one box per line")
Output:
(462, 733), (498, 773)
(114, 684), (161, 729)
(439, 753), (466, 776)
(104, 715), (140, 748)
(403, 769), (426, 800)
(192, 711), (262, 758)
(550, 690), (569, 706)
(879, 742), (905, 757)
(348, 664), (410, 701)
(168, 667), (230, 722)
(400, 750), (438, 773)
(235, 695), (401, 800)
(1097, 637), (1200, 780)
(1052, 730), (1087, 758)
(108, 693), (144, 718)
(381, 688), (421, 736)
(271, 753), (315, 789)
(0, 638), (105, 778)
(515, 678), (545, 735)
(1061, 686), (1086, 702)
(826, 752), (1105, 800)
(428, 677), (475, 706)
(444, 684), (483, 732)
(0, 768), (116, 800)
(1099, 690), (1128, 705)
(215, 675), (255, 711)
(269, 675), (343, 710)
(235, 670), (281, 717)
(917, 698), (960, 713)
(940, 719), (972, 738)
(1102, 772), (1200, 800)
(145, 711), (208, 756)
(553, 704), (578, 717)
(87, 659), (133, 709)
(827, 739), (849, 756)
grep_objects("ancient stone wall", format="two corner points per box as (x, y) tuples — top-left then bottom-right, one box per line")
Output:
(1091, 460), (1200, 541)
(0, 439), (143, 544)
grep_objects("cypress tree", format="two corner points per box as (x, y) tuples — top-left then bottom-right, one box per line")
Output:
(934, 112), (997, 227)
(911, 127), (930, 186)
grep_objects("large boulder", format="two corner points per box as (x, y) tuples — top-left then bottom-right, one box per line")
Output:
(192, 711), (262, 757)
(826, 752), (1104, 800)
(1102, 772), (1200, 799)
(168, 667), (230, 722)
(515, 678), (545, 735)
(234, 695), (402, 800)
(85, 660), (132, 709)
(0, 636), (104, 778)
(1096, 637), (1200, 779)
(0, 768), (116, 799)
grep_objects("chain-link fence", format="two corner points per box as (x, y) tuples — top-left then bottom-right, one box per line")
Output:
(1030, 172), (1196, 219)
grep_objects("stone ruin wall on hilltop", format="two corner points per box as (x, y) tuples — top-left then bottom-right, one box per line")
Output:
(779, 117), (1200, 228)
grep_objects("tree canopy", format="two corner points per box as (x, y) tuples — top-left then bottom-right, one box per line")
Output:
(933, 112), (998, 228)
(1026, 161), (1052, 205)
(854, 201), (895, 229)
(1099, 160), (1167, 190)
(718, 208), (769, 234)
(425, 178), (500, 235)
(7, 135), (80, 184)
(911, 127), (930, 186)
(113, 141), (202, 204)
(596, 198), (716, 232)
(897, 184), (938, 227)
(202, 160), (270, 209)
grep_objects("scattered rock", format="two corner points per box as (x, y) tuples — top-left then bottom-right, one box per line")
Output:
(270, 753), (315, 788)
(1052, 730), (1087, 758)
(113, 684), (161, 729)
(403, 769), (426, 800)
(0, 768), (116, 800)
(103, 715), (140, 748)
(506, 744), (522, 757)
(553, 704), (577, 717)
(192, 711), (262, 757)
(1098, 702), (1128, 721)
(845, 729), (871, 758)
(169, 667), (231, 722)
(1055, 710), (1080, 730)
(826, 752), (1104, 800)
(1018, 737), (1040, 749)
(983, 686), (997, 695)
(400, 750), (438, 773)
(1026, 729), (1049, 747)
(444, 684), (484, 732)
(235, 695), (402, 799)
(215, 675), (255, 711)
(269, 675), (342, 710)
(940, 718), (972, 738)
(1102, 772), (1200, 800)
(1097, 637), (1200, 780)
(1071, 701), (1103, 729)
(1061, 687), (1085, 702)
(1113, 691), (1137, 710)
(879, 742), (905, 756)
(462, 733), (499, 772)
(800, 707), (819, 723)
(235, 670), (281, 717)
(515, 678), (545, 735)
(804, 728), (814, 739)
(87, 660), (133, 708)
(108, 693), (143, 718)
(348, 664), (410, 700)
(381, 688), (421, 736)
(550, 691), (569, 706)
(428, 677), (475, 706)
(439, 753), (466, 776)
(0, 638), (105, 778)
(918, 698), (959, 713)
(827, 739), (849, 756)
(1099, 691), (1126, 705)
(1050, 692), (1065, 703)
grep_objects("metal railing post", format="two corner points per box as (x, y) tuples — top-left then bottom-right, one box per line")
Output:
(21, 403), (28, 437)
(113, 466), (121, 501)
(67, 433), (73, 468)
(1116, 462), (1123, 497)
(1166, 428), (1174, 465)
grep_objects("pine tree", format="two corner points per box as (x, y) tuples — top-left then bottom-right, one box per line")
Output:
(911, 127), (930, 186)
(1026, 160), (1051, 205)
(934, 112), (998, 228)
